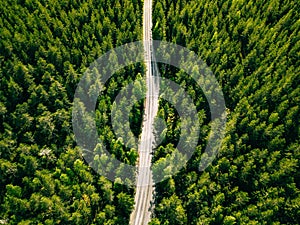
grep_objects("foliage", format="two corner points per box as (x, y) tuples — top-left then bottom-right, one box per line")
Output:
(0, 0), (143, 223)
(151, 0), (300, 224)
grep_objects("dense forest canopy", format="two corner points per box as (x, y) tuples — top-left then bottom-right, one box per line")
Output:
(0, 0), (299, 224)
(0, 0), (143, 224)
(150, 0), (299, 224)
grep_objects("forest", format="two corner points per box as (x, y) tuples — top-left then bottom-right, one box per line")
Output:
(150, 0), (299, 224)
(0, 0), (143, 224)
(0, 0), (299, 224)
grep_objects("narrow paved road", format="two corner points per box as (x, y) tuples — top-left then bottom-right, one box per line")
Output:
(130, 0), (159, 224)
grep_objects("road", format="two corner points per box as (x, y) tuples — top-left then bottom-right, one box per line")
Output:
(129, 0), (159, 224)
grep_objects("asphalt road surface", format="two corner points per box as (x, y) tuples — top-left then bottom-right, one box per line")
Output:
(129, 0), (159, 224)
